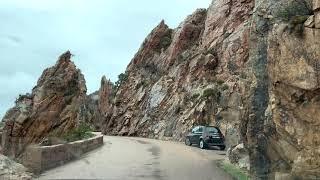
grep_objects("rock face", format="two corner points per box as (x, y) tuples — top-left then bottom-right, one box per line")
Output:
(1, 51), (87, 158)
(0, 154), (33, 180)
(103, 0), (254, 146)
(101, 0), (320, 179)
(79, 76), (114, 130)
(79, 91), (101, 130)
(98, 76), (114, 119)
(242, 0), (320, 179)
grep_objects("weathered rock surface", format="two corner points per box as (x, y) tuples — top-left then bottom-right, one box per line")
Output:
(79, 76), (114, 130)
(101, 0), (320, 179)
(0, 154), (33, 180)
(241, 0), (320, 179)
(79, 91), (101, 130)
(103, 0), (254, 147)
(98, 76), (114, 119)
(267, 17), (320, 180)
(0, 0), (317, 178)
(1, 51), (87, 158)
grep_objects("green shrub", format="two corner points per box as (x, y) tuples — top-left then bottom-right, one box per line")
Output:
(136, 80), (148, 89)
(221, 84), (229, 91)
(160, 36), (172, 49)
(158, 29), (173, 51)
(217, 79), (225, 85)
(202, 88), (220, 100)
(61, 122), (95, 142)
(115, 73), (128, 89)
(191, 93), (200, 100)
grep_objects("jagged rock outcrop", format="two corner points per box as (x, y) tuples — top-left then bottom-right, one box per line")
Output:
(79, 76), (114, 130)
(103, 0), (254, 148)
(79, 91), (101, 130)
(98, 76), (114, 118)
(101, 0), (320, 179)
(1, 51), (87, 158)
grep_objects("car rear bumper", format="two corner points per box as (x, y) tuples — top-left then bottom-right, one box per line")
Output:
(206, 143), (225, 146)
(204, 139), (225, 146)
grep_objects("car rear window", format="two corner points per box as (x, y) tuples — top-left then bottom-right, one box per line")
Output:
(205, 127), (219, 133)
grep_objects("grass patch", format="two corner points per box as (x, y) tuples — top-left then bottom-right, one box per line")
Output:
(61, 123), (95, 143)
(217, 160), (250, 180)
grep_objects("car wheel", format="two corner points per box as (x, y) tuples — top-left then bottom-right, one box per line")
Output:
(185, 137), (192, 146)
(199, 139), (206, 149)
(219, 145), (226, 151)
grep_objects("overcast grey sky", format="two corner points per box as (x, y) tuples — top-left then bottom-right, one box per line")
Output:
(0, 0), (211, 120)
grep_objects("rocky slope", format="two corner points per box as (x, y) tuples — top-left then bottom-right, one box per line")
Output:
(0, 154), (33, 180)
(103, 0), (254, 152)
(0, 0), (319, 178)
(102, 0), (320, 179)
(103, 0), (254, 149)
(1, 51), (87, 158)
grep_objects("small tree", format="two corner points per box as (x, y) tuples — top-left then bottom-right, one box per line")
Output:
(114, 73), (128, 89)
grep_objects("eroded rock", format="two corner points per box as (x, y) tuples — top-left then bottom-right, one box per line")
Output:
(2, 51), (87, 158)
(103, 0), (254, 148)
(0, 154), (33, 180)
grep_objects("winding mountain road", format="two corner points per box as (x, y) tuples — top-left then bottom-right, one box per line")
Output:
(38, 136), (232, 180)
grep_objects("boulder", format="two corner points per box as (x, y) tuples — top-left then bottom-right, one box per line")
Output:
(0, 154), (33, 180)
(304, 15), (315, 28)
(227, 143), (250, 171)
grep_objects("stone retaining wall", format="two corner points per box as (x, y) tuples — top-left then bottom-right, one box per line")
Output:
(22, 135), (103, 174)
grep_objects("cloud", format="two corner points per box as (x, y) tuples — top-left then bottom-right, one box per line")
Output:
(0, 72), (37, 120)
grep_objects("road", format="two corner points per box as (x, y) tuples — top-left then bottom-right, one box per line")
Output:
(38, 136), (232, 180)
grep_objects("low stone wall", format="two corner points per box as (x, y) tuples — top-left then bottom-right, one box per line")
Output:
(22, 134), (103, 174)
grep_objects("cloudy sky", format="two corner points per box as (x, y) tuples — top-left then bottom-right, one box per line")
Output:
(0, 0), (211, 119)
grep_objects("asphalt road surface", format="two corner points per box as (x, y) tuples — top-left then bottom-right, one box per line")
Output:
(38, 136), (232, 180)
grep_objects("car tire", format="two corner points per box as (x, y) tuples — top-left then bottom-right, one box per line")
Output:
(185, 137), (192, 146)
(199, 139), (206, 149)
(219, 145), (226, 151)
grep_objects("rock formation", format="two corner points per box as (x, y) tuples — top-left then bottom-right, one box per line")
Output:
(103, 0), (254, 146)
(98, 76), (114, 119)
(0, 154), (33, 180)
(242, 0), (320, 179)
(101, 0), (320, 179)
(1, 0), (319, 178)
(79, 76), (114, 130)
(1, 51), (87, 158)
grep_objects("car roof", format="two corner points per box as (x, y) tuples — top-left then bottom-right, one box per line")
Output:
(195, 126), (220, 129)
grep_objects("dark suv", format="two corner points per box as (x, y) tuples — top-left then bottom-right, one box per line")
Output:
(185, 126), (226, 150)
